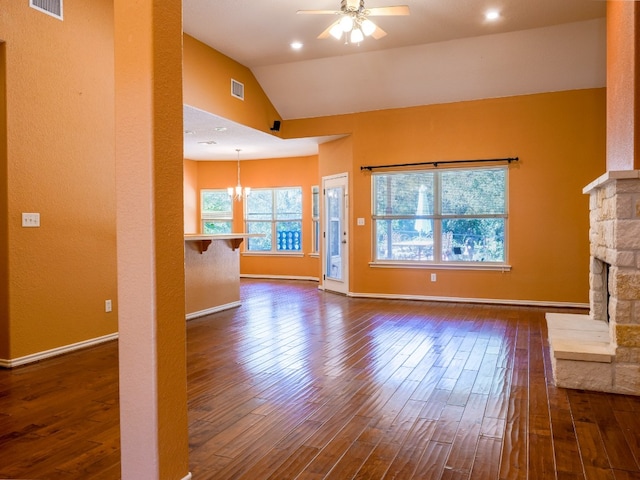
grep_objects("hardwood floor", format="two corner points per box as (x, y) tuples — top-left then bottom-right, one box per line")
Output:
(2, 279), (640, 479)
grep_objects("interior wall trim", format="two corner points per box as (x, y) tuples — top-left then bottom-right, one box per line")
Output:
(241, 274), (320, 282)
(186, 301), (241, 321)
(347, 291), (589, 310)
(0, 332), (119, 369)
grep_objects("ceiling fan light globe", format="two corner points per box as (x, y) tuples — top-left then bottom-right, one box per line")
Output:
(329, 23), (343, 39)
(350, 27), (364, 43)
(361, 19), (376, 36)
(340, 15), (354, 32)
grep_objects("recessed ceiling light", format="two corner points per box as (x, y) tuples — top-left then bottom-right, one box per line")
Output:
(213, 127), (227, 132)
(198, 140), (217, 145)
(184, 130), (195, 135)
(290, 41), (303, 50)
(485, 9), (500, 21)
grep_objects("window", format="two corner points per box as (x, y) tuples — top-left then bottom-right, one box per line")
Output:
(311, 185), (320, 254)
(201, 189), (233, 234)
(246, 187), (303, 253)
(373, 167), (507, 265)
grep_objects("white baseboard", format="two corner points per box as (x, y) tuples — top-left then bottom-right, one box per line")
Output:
(0, 332), (119, 368)
(182, 472), (192, 480)
(347, 291), (588, 309)
(241, 274), (320, 282)
(318, 284), (587, 308)
(186, 301), (241, 320)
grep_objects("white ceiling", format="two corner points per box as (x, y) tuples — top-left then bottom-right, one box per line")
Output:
(183, 105), (345, 160)
(182, 0), (607, 160)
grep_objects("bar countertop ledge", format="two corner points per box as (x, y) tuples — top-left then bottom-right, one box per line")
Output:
(184, 233), (261, 319)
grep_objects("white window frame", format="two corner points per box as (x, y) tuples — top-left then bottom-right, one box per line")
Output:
(371, 166), (510, 270)
(311, 185), (320, 255)
(245, 187), (304, 255)
(200, 189), (233, 234)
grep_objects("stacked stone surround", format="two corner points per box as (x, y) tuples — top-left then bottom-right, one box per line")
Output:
(547, 170), (640, 395)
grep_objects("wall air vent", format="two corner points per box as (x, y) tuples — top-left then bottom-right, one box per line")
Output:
(231, 79), (244, 101)
(30, 0), (63, 20)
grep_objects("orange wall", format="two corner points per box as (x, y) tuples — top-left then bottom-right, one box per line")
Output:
(1, 1), (117, 359)
(319, 136), (353, 178)
(292, 89), (606, 304)
(194, 156), (320, 279)
(183, 34), (281, 135)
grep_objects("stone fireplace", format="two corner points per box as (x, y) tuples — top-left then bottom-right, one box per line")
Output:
(547, 171), (640, 395)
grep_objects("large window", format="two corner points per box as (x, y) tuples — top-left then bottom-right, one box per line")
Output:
(373, 167), (507, 265)
(201, 189), (233, 234)
(246, 187), (303, 253)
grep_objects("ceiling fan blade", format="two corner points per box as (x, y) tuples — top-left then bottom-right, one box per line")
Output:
(366, 5), (410, 16)
(297, 9), (341, 15)
(371, 24), (388, 39)
(317, 20), (341, 39)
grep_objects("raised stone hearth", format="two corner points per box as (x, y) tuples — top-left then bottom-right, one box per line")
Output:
(547, 171), (640, 395)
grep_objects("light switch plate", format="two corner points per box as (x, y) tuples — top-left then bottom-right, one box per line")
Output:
(22, 213), (40, 227)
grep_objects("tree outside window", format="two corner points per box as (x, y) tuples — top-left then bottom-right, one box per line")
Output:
(201, 189), (233, 234)
(373, 167), (507, 264)
(246, 187), (303, 253)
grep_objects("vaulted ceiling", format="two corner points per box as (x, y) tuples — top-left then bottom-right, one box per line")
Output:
(182, 0), (607, 159)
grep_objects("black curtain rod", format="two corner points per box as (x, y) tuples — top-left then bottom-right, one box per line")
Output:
(360, 157), (519, 171)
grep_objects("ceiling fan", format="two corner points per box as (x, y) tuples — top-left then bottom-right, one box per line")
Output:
(297, 0), (410, 44)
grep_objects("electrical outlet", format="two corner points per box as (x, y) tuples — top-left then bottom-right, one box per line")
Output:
(22, 212), (40, 227)
(357, 217), (365, 226)
(430, 273), (437, 282)
(105, 299), (112, 313)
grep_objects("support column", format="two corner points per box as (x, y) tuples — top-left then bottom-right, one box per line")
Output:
(606, 0), (640, 171)
(0, 42), (8, 361)
(114, 1), (190, 479)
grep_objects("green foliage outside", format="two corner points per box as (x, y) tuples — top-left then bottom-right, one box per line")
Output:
(373, 167), (506, 262)
(246, 187), (302, 252)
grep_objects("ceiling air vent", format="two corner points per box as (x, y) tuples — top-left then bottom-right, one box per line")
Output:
(231, 79), (244, 101)
(30, 0), (63, 20)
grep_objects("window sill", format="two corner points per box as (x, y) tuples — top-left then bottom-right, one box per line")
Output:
(369, 261), (512, 272)
(242, 252), (305, 258)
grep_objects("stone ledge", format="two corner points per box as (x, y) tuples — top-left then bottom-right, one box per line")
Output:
(583, 170), (640, 194)
(546, 312), (615, 363)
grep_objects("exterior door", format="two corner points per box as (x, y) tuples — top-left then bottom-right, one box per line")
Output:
(322, 173), (349, 295)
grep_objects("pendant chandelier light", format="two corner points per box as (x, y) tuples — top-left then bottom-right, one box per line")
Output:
(228, 149), (250, 201)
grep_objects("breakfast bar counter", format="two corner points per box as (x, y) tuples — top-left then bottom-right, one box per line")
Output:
(184, 234), (258, 320)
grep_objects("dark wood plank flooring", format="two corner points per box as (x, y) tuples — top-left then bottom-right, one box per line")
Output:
(2, 279), (640, 479)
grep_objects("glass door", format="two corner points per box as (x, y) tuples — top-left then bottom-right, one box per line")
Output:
(322, 174), (348, 294)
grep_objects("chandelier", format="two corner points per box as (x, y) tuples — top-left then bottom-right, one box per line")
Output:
(228, 149), (250, 201)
